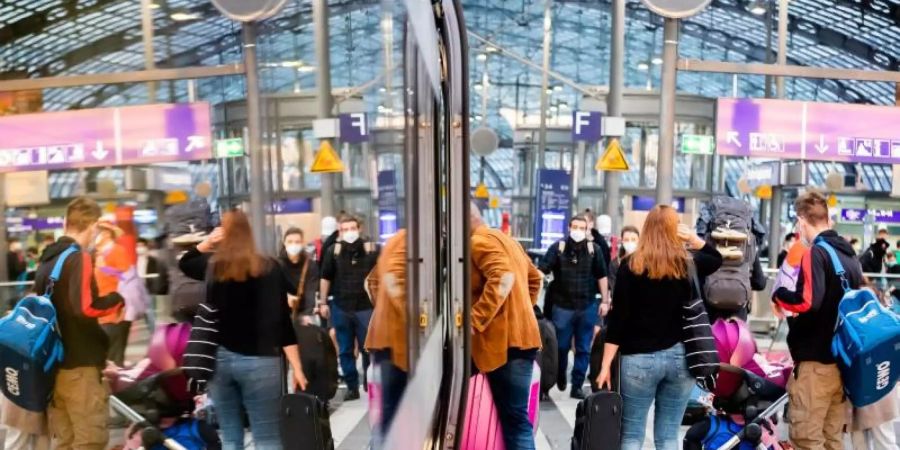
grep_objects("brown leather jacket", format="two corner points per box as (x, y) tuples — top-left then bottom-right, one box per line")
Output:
(471, 226), (543, 373)
(364, 230), (409, 371)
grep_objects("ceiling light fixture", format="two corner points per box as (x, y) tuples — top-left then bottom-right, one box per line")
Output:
(651, 57), (663, 65)
(637, 62), (650, 71)
(476, 53), (487, 61)
(473, 83), (483, 91)
(749, 0), (767, 15)
(170, 11), (200, 21)
(148, 2), (161, 9)
(545, 88), (553, 94)
(553, 85), (563, 92)
(296, 66), (316, 73)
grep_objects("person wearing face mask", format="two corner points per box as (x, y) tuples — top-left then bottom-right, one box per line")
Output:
(93, 221), (135, 366)
(606, 225), (640, 296)
(319, 216), (379, 401)
(32, 198), (123, 450)
(278, 228), (319, 318)
(772, 191), (864, 450)
(583, 210), (613, 270)
(538, 214), (609, 399)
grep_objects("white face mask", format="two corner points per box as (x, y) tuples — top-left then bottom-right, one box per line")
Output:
(285, 244), (303, 256)
(343, 231), (360, 244)
(570, 230), (587, 243)
(622, 241), (638, 255)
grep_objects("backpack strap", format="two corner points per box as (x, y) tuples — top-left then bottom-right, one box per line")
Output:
(814, 239), (851, 294)
(45, 245), (80, 297)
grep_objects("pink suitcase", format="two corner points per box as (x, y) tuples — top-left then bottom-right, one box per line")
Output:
(460, 361), (541, 450)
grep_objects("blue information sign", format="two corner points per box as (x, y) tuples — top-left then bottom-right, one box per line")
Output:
(572, 111), (602, 142)
(339, 113), (370, 144)
(533, 169), (572, 250)
(378, 169), (399, 241)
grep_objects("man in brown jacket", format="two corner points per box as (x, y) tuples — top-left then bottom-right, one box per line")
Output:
(365, 229), (408, 449)
(470, 204), (542, 450)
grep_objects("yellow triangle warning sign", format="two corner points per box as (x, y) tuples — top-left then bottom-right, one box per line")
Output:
(474, 183), (490, 199)
(311, 140), (345, 173)
(596, 138), (630, 172)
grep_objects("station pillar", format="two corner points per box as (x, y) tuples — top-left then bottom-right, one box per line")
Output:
(605, 0), (625, 232)
(242, 22), (268, 249)
(655, 18), (679, 206)
(314, 0), (337, 217)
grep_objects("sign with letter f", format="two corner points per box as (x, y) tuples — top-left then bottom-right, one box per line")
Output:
(572, 111), (602, 142)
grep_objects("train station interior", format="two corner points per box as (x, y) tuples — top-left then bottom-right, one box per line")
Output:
(0, 0), (899, 449)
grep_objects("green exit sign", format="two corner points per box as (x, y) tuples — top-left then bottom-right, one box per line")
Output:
(215, 138), (245, 158)
(681, 134), (714, 155)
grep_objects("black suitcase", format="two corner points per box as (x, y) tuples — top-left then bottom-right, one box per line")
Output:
(280, 393), (334, 450)
(294, 322), (339, 402)
(588, 325), (620, 393)
(537, 317), (559, 395)
(571, 391), (623, 450)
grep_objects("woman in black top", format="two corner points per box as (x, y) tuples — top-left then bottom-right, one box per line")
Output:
(596, 205), (722, 450)
(180, 211), (307, 450)
(278, 227), (320, 319)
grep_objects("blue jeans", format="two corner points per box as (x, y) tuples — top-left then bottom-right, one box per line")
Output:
(370, 350), (409, 450)
(210, 348), (283, 450)
(486, 357), (536, 450)
(331, 303), (372, 391)
(619, 343), (694, 450)
(552, 301), (598, 389)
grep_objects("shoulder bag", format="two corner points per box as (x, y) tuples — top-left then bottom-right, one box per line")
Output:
(682, 260), (720, 390)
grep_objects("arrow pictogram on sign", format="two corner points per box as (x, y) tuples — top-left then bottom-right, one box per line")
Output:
(727, 131), (741, 148)
(815, 135), (828, 154)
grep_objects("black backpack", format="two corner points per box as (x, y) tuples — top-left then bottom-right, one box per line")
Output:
(699, 196), (757, 312)
(294, 322), (339, 402)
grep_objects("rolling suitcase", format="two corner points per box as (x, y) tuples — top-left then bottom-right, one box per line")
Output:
(536, 316), (559, 395)
(588, 324), (619, 393)
(571, 390), (622, 450)
(280, 393), (334, 450)
(460, 361), (542, 450)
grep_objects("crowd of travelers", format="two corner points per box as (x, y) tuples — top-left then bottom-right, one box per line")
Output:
(0, 191), (898, 450)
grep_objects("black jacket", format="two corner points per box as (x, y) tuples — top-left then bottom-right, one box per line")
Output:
(142, 255), (169, 295)
(860, 239), (890, 273)
(606, 242), (723, 355)
(279, 251), (320, 315)
(538, 238), (607, 309)
(589, 229), (612, 269)
(773, 231), (864, 364)
(33, 238), (124, 369)
(179, 247), (298, 356)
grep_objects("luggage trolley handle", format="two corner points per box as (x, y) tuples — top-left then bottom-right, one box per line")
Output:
(718, 393), (789, 450)
(108, 396), (188, 450)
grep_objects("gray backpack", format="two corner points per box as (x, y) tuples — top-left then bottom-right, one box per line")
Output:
(701, 196), (756, 312)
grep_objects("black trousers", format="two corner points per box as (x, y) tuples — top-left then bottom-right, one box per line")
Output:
(102, 321), (132, 366)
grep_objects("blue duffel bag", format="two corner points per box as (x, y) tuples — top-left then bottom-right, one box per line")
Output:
(817, 240), (900, 407)
(0, 245), (77, 411)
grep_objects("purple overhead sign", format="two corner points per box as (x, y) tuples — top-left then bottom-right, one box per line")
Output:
(0, 102), (212, 173)
(716, 98), (900, 165)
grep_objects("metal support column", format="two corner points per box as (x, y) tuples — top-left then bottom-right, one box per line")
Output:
(314, 0), (336, 217)
(242, 22), (267, 249)
(655, 18), (678, 206)
(769, 186), (783, 268)
(140, 0), (157, 102)
(605, 0), (625, 231)
(537, 0), (553, 170)
(775, 0), (789, 98)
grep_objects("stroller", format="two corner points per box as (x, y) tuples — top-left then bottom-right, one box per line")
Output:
(105, 323), (221, 450)
(684, 319), (793, 450)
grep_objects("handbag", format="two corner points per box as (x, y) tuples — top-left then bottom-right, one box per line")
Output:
(182, 259), (220, 394)
(682, 260), (720, 390)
